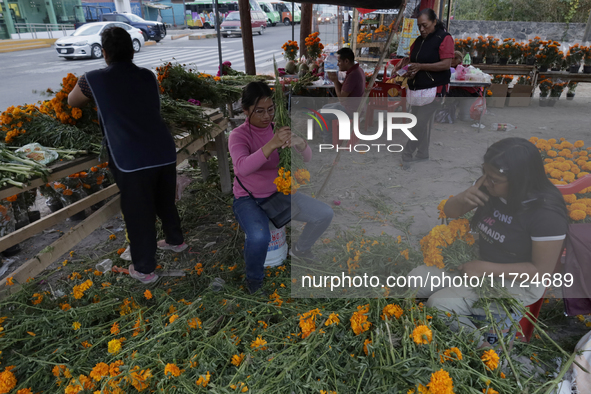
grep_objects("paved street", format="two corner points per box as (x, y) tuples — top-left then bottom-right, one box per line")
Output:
(0, 24), (305, 110)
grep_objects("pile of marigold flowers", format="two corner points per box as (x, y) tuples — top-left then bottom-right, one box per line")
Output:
(0, 178), (577, 393)
(531, 137), (591, 222)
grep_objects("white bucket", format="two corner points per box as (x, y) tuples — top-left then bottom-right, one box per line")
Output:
(264, 221), (287, 268)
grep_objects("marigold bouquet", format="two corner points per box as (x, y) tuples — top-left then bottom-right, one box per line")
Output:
(567, 81), (578, 94)
(420, 216), (477, 271)
(484, 36), (499, 60)
(272, 59), (307, 195)
(281, 40), (299, 61)
(582, 46), (591, 66)
(524, 36), (542, 62)
(473, 36), (487, 57)
(304, 32), (324, 59)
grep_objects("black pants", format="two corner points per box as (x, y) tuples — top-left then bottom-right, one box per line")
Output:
(404, 98), (441, 159)
(110, 163), (184, 274)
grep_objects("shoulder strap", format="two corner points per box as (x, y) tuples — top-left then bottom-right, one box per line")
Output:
(235, 176), (256, 200)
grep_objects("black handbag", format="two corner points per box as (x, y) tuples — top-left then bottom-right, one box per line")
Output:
(236, 177), (299, 229)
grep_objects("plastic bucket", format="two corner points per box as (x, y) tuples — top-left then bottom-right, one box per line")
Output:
(264, 221), (287, 268)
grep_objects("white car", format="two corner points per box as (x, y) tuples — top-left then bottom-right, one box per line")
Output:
(55, 22), (145, 60)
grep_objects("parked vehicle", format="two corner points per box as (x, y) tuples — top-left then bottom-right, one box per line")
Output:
(259, 1), (280, 26)
(318, 13), (335, 24)
(73, 5), (112, 29)
(270, 1), (301, 26)
(100, 12), (166, 42)
(184, 0), (264, 29)
(55, 22), (144, 60)
(220, 10), (267, 37)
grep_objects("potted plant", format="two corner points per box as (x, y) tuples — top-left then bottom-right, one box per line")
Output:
(510, 42), (523, 64)
(566, 81), (578, 100)
(484, 36), (499, 64)
(548, 80), (567, 106)
(472, 36), (486, 64)
(525, 36), (541, 65)
(536, 40), (561, 72)
(566, 44), (583, 73)
(305, 32), (324, 61)
(537, 78), (552, 106)
(582, 46), (591, 73)
(499, 38), (514, 65)
(551, 51), (564, 71)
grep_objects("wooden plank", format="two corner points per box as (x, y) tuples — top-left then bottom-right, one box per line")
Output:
(476, 64), (535, 76)
(538, 72), (591, 83)
(0, 184), (120, 252)
(176, 119), (228, 165)
(356, 43), (387, 48)
(0, 155), (100, 200)
(215, 132), (232, 194)
(0, 195), (121, 296)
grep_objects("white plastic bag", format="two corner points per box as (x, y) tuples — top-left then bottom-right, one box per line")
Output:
(406, 87), (437, 107)
(15, 143), (59, 165)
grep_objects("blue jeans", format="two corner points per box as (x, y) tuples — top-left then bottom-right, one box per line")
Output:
(233, 193), (334, 281)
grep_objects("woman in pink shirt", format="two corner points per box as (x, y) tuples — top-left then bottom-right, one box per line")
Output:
(229, 82), (334, 294)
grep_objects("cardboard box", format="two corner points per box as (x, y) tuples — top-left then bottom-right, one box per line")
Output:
(507, 85), (534, 107)
(487, 84), (508, 108)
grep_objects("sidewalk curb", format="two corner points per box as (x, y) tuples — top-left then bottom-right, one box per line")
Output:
(188, 33), (217, 40)
(0, 38), (56, 53)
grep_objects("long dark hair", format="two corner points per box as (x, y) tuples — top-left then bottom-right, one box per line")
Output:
(480, 137), (567, 215)
(242, 81), (273, 123)
(417, 8), (446, 31)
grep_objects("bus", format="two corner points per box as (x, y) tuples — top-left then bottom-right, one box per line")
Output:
(259, 2), (280, 27)
(270, 2), (300, 25)
(184, 0), (263, 29)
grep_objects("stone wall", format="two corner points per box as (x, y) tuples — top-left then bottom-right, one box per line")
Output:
(448, 20), (588, 42)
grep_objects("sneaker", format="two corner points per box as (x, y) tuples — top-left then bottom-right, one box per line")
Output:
(289, 245), (316, 264)
(157, 240), (188, 252)
(120, 246), (132, 261)
(128, 264), (159, 284)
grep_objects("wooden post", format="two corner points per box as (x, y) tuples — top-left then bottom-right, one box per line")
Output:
(239, 0), (256, 75)
(215, 132), (232, 194)
(300, 3), (313, 58)
(351, 9), (359, 57)
(583, 8), (591, 42)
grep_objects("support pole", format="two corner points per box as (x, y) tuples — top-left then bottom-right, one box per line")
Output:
(350, 9), (359, 58)
(2, 0), (16, 36)
(214, 0), (223, 75)
(337, 6), (343, 49)
(291, 2), (295, 42)
(438, 0), (444, 19)
(239, 0), (255, 74)
(446, 0), (451, 30)
(182, 0), (187, 27)
(300, 3), (313, 58)
(583, 8), (591, 42)
(316, 1), (407, 199)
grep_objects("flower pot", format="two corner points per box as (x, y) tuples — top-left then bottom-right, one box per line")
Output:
(551, 67), (560, 71)
(584, 65), (591, 74)
(46, 199), (63, 213)
(547, 97), (558, 107)
(526, 57), (535, 65)
(569, 64), (580, 73)
(567, 92), (575, 100)
(485, 57), (494, 65)
(508, 60), (517, 65)
(69, 210), (87, 221)
(472, 57), (482, 65)
(538, 65), (549, 72)
(539, 97), (548, 107)
(499, 58), (509, 65)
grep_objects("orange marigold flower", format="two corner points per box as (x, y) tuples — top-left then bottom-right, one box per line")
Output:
(412, 325), (433, 344)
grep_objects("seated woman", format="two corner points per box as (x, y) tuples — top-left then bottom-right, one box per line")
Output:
(229, 82), (334, 294)
(409, 137), (568, 343)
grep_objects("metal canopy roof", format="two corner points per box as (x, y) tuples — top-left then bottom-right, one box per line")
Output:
(299, 0), (403, 9)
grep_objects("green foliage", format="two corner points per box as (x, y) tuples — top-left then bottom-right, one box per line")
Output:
(453, 0), (591, 23)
